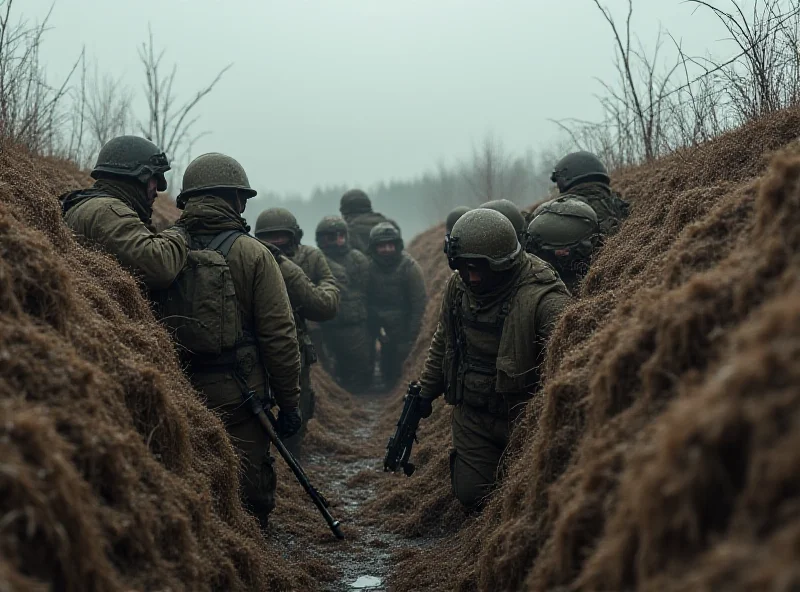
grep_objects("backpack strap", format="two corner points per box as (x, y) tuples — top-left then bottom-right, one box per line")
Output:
(206, 229), (244, 257)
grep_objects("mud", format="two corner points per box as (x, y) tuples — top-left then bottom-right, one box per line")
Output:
(272, 395), (436, 592)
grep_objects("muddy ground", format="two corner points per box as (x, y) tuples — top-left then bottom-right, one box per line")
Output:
(267, 392), (437, 592)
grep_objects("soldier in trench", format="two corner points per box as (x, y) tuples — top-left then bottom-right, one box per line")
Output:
(315, 215), (374, 394)
(61, 135), (188, 293)
(550, 150), (630, 236)
(526, 197), (601, 295)
(414, 208), (572, 510)
(367, 223), (426, 392)
(339, 188), (399, 254)
(160, 152), (302, 527)
(254, 207), (339, 452)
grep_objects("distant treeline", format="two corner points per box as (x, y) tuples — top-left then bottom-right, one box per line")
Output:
(245, 136), (562, 243)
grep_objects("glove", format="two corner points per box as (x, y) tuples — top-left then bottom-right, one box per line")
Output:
(418, 396), (434, 419)
(276, 406), (303, 439)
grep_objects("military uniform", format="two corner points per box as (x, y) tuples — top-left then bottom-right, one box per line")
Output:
(550, 151), (630, 236)
(367, 223), (426, 390)
(418, 208), (571, 509)
(165, 154), (301, 526)
(61, 136), (187, 290)
(254, 208), (339, 450)
(339, 188), (398, 254)
(316, 216), (373, 393)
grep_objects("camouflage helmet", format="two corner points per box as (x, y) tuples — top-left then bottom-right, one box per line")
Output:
(369, 221), (404, 251)
(340, 188), (372, 216)
(448, 208), (521, 272)
(445, 206), (471, 233)
(177, 152), (257, 208)
(254, 207), (303, 242)
(91, 135), (170, 191)
(550, 151), (610, 192)
(315, 215), (348, 239)
(527, 197), (599, 260)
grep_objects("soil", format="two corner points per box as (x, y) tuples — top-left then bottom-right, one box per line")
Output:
(286, 395), (435, 592)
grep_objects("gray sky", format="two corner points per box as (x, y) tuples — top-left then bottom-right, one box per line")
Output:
(26, 0), (721, 196)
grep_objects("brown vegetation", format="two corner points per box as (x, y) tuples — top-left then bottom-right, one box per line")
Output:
(0, 142), (314, 591)
(373, 106), (800, 591)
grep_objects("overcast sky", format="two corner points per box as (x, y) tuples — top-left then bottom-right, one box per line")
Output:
(25, 0), (722, 196)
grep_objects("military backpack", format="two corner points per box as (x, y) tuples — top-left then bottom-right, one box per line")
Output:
(160, 229), (246, 357)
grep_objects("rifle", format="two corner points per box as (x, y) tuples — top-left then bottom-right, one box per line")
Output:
(383, 381), (423, 476)
(243, 392), (344, 540)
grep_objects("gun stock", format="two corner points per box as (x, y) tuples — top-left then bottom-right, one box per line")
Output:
(384, 381), (423, 476)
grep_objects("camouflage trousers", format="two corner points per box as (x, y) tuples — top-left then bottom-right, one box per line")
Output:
(192, 372), (275, 527)
(450, 404), (512, 510)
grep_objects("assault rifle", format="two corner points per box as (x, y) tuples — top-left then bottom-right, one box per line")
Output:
(383, 381), (423, 476)
(243, 392), (344, 540)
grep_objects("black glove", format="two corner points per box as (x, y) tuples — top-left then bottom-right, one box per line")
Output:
(418, 396), (434, 419)
(276, 406), (303, 439)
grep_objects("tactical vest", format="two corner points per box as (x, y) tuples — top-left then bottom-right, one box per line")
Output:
(368, 255), (412, 329)
(159, 230), (256, 374)
(444, 285), (527, 418)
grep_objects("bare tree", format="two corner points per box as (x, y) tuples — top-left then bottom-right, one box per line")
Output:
(461, 133), (531, 205)
(0, 0), (80, 152)
(687, 0), (800, 122)
(138, 25), (232, 173)
(85, 63), (132, 152)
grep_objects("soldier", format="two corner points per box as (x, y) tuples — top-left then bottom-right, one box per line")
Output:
(254, 207), (339, 449)
(315, 216), (373, 393)
(527, 197), (601, 295)
(61, 135), (187, 289)
(415, 208), (572, 510)
(158, 152), (302, 527)
(367, 222), (426, 391)
(339, 188), (397, 254)
(444, 206), (471, 255)
(550, 151), (630, 235)
(480, 199), (529, 248)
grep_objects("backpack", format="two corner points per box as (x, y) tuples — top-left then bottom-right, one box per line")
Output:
(160, 229), (245, 356)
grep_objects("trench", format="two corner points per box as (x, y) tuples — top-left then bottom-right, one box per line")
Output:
(270, 394), (433, 591)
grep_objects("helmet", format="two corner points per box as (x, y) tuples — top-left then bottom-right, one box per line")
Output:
(479, 199), (528, 247)
(447, 208), (521, 272)
(177, 152), (257, 208)
(91, 135), (170, 191)
(254, 207), (303, 242)
(527, 197), (599, 261)
(315, 215), (348, 239)
(445, 206), (471, 233)
(369, 221), (404, 251)
(340, 189), (372, 215)
(550, 151), (610, 192)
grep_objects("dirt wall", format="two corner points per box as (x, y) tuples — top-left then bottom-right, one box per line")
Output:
(373, 108), (800, 591)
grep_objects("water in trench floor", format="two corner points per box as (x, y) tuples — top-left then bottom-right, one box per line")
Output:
(281, 395), (433, 591)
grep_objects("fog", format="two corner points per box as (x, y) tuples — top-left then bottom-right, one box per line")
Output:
(23, 0), (721, 237)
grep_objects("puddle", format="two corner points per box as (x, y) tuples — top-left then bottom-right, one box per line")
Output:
(350, 575), (383, 589)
